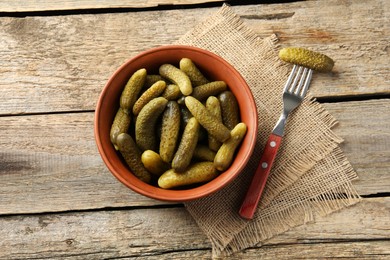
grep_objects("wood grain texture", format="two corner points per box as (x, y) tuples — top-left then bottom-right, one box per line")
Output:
(0, 197), (388, 259)
(0, 0), (388, 115)
(0, 113), (167, 215)
(324, 99), (390, 196)
(0, 99), (388, 215)
(0, 0), (224, 12)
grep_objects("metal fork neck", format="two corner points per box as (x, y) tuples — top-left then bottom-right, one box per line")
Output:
(272, 112), (287, 136)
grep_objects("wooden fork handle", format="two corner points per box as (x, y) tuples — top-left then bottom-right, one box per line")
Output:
(239, 134), (282, 220)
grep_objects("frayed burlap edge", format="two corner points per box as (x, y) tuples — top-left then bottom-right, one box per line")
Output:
(215, 147), (361, 257)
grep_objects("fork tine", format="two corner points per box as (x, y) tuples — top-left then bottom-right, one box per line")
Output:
(294, 67), (309, 95)
(289, 66), (304, 93)
(283, 64), (298, 92)
(299, 69), (313, 97)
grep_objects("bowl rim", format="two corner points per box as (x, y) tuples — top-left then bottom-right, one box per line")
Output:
(94, 45), (258, 202)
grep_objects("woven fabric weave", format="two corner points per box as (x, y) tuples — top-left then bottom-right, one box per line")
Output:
(177, 5), (361, 257)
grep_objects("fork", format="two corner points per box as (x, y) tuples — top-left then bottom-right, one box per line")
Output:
(239, 64), (313, 220)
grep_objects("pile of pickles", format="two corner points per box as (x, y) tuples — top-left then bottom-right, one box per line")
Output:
(110, 58), (247, 189)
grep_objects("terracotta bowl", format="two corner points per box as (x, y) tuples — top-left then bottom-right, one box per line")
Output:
(94, 45), (258, 201)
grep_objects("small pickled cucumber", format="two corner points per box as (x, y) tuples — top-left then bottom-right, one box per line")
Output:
(279, 47), (334, 72)
(120, 68), (147, 113)
(110, 107), (131, 149)
(193, 145), (216, 162)
(160, 101), (181, 163)
(144, 74), (166, 89)
(172, 117), (200, 172)
(179, 58), (209, 87)
(192, 81), (227, 101)
(141, 150), (170, 176)
(159, 64), (192, 96)
(158, 162), (219, 189)
(162, 84), (182, 100)
(116, 133), (151, 183)
(133, 80), (166, 115)
(184, 96), (231, 143)
(135, 97), (168, 151)
(214, 122), (247, 171)
(206, 96), (223, 152)
(219, 91), (240, 130)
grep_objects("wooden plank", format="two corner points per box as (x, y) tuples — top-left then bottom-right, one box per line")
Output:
(0, 113), (168, 215)
(129, 241), (390, 259)
(324, 99), (390, 196)
(0, 0), (224, 12)
(0, 0), (388, 115)
(0, 99), (388, 214)
(0, 197), (388, 259)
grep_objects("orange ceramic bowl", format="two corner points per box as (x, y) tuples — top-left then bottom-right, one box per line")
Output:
(94, 45), (257, 202)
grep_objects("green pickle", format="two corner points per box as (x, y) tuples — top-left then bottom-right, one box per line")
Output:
(172, 117), (200, 172)
(162, 84), (181, 100)
(160, 101), (181, 163)
(141, 150), (170, 176)
(219, 91), (240, 130)
(110, 107), (131, 149)
(135, 97), (168, 151)
(214, 122), (247, 171)
(279, 47), (334, 72)
(191, 81), (227, 101)
(144, 74), (166, 89)
(185, 96), (231, 143)
(159, 64), (192, 96)
(193, 145), (216, 162)
(116, 133), (151, 183)
(158, 162), (219, 189)
(133, 80), (166, 115)
(179, 58), (209, 87)
(120, 68), (147, 113)
(206, 96), (223, 152)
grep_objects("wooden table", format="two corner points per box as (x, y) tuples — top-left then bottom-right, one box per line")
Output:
(0, 0), (389, 258)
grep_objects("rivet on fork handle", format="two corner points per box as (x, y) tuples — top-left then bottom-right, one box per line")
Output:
(239, 133), (282, 220)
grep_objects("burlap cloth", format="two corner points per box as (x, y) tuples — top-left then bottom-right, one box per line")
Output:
(176, 5), (361, 258)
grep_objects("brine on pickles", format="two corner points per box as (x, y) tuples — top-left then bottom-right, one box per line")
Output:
(110, 58), (247, 188)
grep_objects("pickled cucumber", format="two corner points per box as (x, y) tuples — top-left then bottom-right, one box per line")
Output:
(184, 96), (231, 143)
(162, 84), (181, 100)
(193, 145), (216, 162)
(116, 133), (151, 183)
(214, 122), (247, 171)
(158, 162), (219, 189)
(179, 58), (209, 87)
(133, 80), (166, 115)
(135, 97), (168, 151)
(120, 68), (147, 113)
(206, 96), (223, 152)
(172, 117), (200, 172)
(160, 101), (181, 163)
(219, 91), (240, 130)
(192, 81), (227, 101)
(279, 47), (334, 72)
(141, 150), (170, 176)
(110, 107), (131, 149)
(144, 74), (166, 89)
(159, 64), (192, 96)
